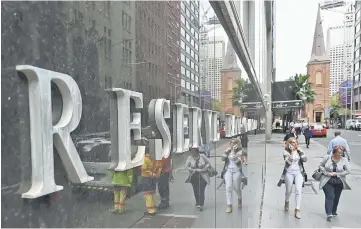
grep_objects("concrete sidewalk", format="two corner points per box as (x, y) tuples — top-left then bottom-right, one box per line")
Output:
(260, 135), (361, 228)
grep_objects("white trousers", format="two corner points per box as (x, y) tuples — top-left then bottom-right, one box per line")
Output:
(225, 169), (242, 205)
(284, 172), (303, 209)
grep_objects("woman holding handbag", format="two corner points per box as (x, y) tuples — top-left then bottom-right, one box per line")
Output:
(283, 137), (307, 219)
(319, 146), (351, 221)
(185, 147), (211, 211)
(222, 138), (243, 213)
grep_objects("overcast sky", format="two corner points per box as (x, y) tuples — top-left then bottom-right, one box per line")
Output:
(200, 0), (348, 81)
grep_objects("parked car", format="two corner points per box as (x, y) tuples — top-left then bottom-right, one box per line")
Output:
(310, 124), (327, 137)
(346, 119), (357, 130)
(355, 120), (361, 131)
(220, 128), (226, 138)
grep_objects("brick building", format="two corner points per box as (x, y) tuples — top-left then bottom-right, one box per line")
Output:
(306, 6), (331, 123)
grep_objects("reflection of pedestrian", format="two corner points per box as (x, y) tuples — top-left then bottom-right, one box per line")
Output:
(157, 154), (172, 209)
(241, 132), (249, 164)
(303, 126), (312, 148)
(185, 148), (211, 212)
(142, 149), (162, 216)
(110, 169), (133, 214)
(222, 139), (243, 213)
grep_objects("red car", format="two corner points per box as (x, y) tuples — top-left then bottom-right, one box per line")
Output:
(220, 128), (226, 138)
(310, 124), (327, 137)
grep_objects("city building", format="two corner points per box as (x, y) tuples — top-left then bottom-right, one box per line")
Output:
(180, 0), (201, 107)
(306, 6), (331, 123)
(200, 35), (225, 101)
(135, 1), (180, 122)
(327, 25), (353, 96)
(353, 0), (361, 116)
(220, 41), (241, 115)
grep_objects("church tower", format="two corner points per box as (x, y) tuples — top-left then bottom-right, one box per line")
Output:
(306, 6), (331, 123)
(220, 41), (241, 116)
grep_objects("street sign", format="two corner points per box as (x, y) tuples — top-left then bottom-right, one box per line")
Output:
(271, 100), (303, 109)
(240, 100), (303, 110)
(240, 102), (262, 109)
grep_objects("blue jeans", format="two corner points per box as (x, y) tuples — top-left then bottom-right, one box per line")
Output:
(323, 182), (343, 215)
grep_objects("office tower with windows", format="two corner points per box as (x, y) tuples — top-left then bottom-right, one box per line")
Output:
(135, 1), (181, 122)
(200, 36), (225, 101)
(180, 0), (200, 106)
(353, 1), (361, 114)
(327, 25), (353, 97)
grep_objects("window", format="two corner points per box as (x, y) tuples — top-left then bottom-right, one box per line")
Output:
(190, 72), (194, 80)
(181, 1), (185, 11)
(186, 9), (191, 17)
(181, 79), (185, 88)
(186, 45), (190, 54)
(186, 81), (190, 90)
(186, 57), (190, 66)
(181, 53), (185, 62)
(356, 22), (361, 34)
(191, 61), (194, 69)
(186, 33), (190, 42)
(122, 11), (131, 31)
(186, 21), (191, 29)
(195, 76), (199, 82)
(191, 50), (194, 58)
(195, 53), (198, 61)
(191, 38), (195, 46)
(191, 27), (194, 35)
(195, 64), (198, 72)
(315, 71), (322, 85)
(181, 27), (185, 37)
(181, 14), (185, 24)
(195, 43), (198, 51)
(356, 37), (360, 46)
(195, 86), (198, 91)
(181, 66), (186, 75)
(186, 69), (190, 78)
(355, 62), (360, 71)
(181, 40), (185, 49)
(357, 10), (360, 21)
(191, 84), (194, 91)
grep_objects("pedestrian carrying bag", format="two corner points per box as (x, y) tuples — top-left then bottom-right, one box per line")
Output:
(312, 169), (322, 181)
(207, 167), (218, 177)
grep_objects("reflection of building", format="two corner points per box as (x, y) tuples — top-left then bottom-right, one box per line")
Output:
(135, 1), (180, 123)
(306, 6), (331, 123)
(327, 25), (353, 96)
(220, 41), (241, 115)
(180, 1), (200, 106)
(353, 1), (361, 115)
(339, 80), (352, 108)
(200, 36), (225, 101)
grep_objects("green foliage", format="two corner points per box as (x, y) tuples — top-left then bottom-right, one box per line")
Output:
(232, 78), (250, 107)
(330, 103), (341, 117)
(292, 73), (316, 102)
(212, 99), (221, 111)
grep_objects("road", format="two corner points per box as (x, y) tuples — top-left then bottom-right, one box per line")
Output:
(310, 129), (361, 167)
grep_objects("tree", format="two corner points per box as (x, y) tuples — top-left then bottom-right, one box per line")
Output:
(330, 103), (341, 119)
(212, 99), (221, 111)
(232, 78), (250, 107)
(293, 73), (316, 102)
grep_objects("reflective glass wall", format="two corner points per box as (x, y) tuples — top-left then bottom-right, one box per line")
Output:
(1, 1), (269, 228)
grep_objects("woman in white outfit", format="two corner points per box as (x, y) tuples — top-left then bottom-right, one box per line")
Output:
(283, 137), (307, 219)
(222, 138), (243, 213)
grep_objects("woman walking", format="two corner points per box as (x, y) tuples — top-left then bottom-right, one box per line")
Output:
(185, 147), (211, 211)
(319, 146), (351, 221)
(222, 139), (243, 213)
(283, 137), (307, 219)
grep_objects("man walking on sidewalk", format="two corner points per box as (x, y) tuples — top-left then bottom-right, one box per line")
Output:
(327, 131), (351, 161)
(157, 154), (172, 209)
(303, 126), (312, 148)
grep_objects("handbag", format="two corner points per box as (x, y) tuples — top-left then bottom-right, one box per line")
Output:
(220, 159), (229, 179)
(207, 166), (218, 177)
(312, 169), (322, 181)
